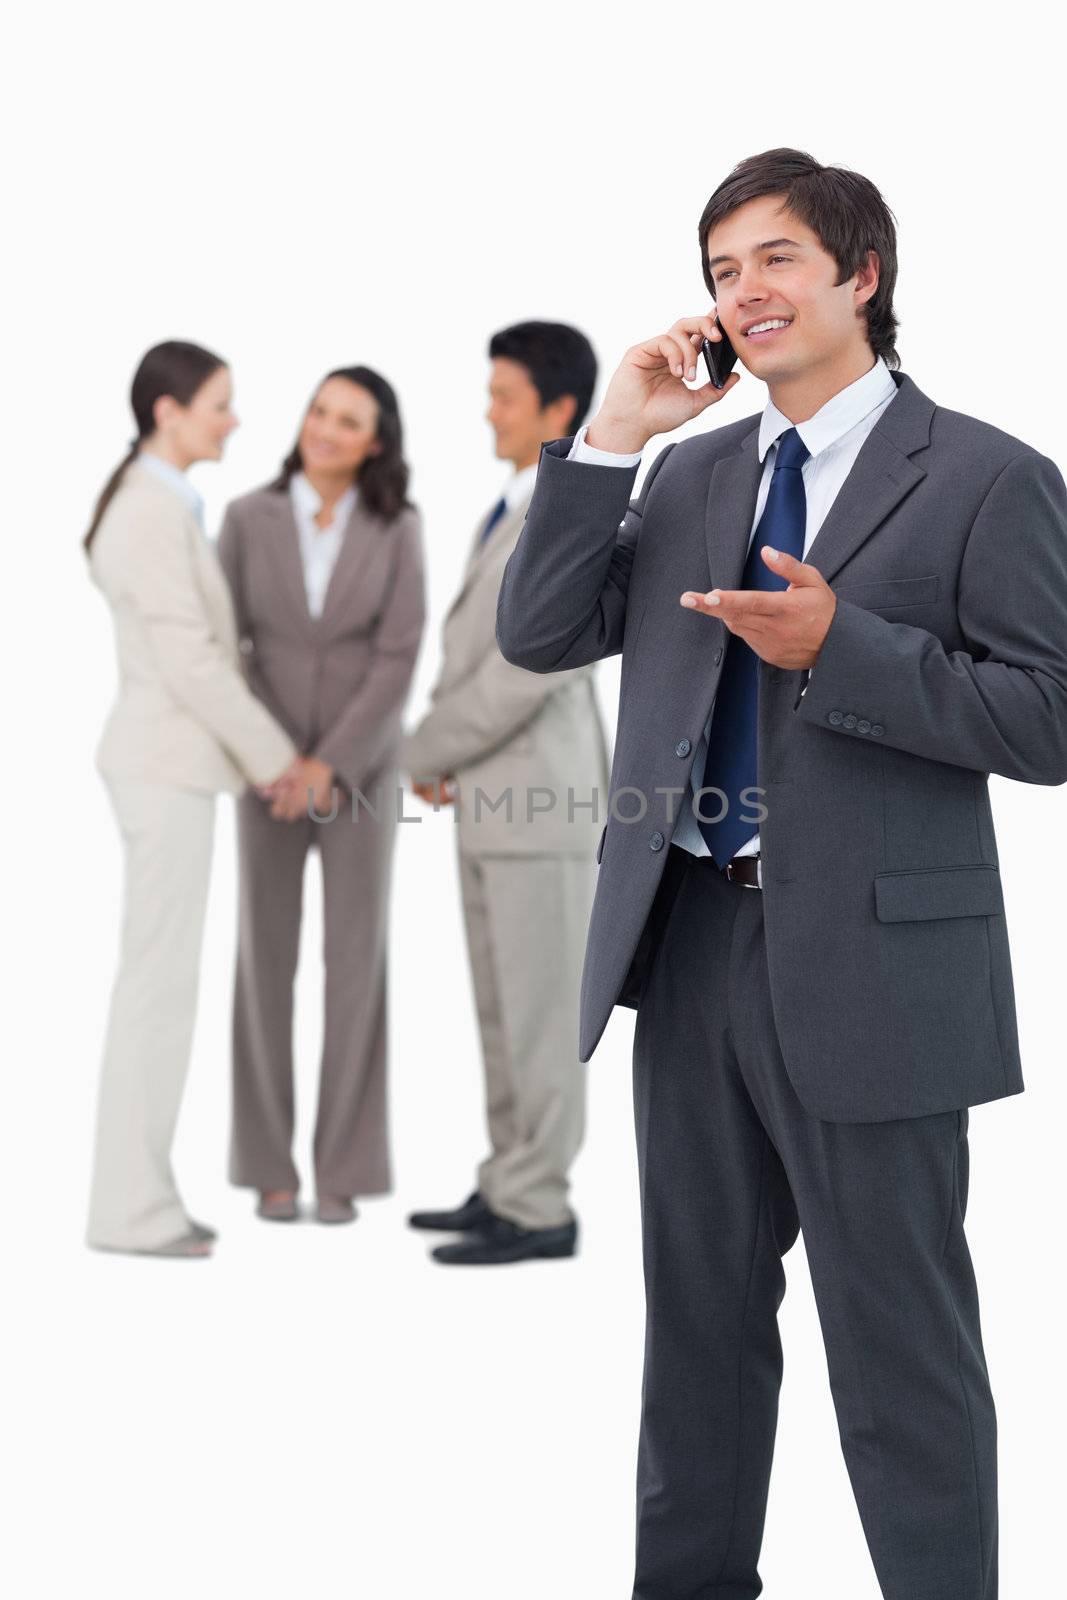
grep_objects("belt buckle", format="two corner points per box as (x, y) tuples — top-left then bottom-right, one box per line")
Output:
(725, 855), (762, 889)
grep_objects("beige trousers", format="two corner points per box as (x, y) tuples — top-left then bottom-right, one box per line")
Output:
(459, 849), (595, 1231)
(87, 779), (216, 1251)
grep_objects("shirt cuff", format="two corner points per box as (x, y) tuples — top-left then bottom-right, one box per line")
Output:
(567, 424), (643, 468)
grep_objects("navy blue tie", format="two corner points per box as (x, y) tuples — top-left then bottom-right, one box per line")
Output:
(479, 496), (508, 547)
(698, 426), (810, 866)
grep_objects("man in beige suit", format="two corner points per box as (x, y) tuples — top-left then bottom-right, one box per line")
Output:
(404, 322), (607, 1266)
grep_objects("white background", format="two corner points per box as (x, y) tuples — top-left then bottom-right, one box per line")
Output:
(4, 3), (1065, 1596)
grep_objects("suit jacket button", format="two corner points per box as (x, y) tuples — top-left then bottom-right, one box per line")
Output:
(828, 710), (844, 726)
(649, 832), (665, 851)
(714, 647), (723, 665)
(843, 713), (858, 729)
(857, 718), (872, 733)
(675, 738), (691, 758)
(870, 723), (885, 736)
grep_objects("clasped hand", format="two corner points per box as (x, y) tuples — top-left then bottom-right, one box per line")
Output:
(410, 776), (456, 807)
(257, 755), (338, 821)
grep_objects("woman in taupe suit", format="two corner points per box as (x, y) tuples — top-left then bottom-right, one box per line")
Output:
(218, 366), (425, 1225)
(86, 341), (299, 1258)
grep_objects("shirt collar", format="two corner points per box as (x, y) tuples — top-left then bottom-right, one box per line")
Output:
(290, 470), (357, 529)
(503, 463), (539, 512)
(133, 451), (205, 521)
(757, 356), (898, 463)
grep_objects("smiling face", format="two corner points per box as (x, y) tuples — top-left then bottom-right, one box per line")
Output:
(298, 376), (381, 483)
(486, 357), (576, 471)
(705, 194), (879, 401)
(152, 365), (238, 467)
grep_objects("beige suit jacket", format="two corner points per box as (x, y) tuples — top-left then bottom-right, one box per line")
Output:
(217, 486), (425, 794)
(403, 493), (608, 857)
(91, 465), (296, 795)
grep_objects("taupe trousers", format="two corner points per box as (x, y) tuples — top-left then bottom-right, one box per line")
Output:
(230, 787), (395, 1198)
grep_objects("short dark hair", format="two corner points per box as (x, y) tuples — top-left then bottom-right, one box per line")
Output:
(488, 320), (598, 432)
(697, 148), (900, 368)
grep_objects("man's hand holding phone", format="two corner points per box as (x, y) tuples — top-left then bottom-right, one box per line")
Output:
(586, 314), (740, 454)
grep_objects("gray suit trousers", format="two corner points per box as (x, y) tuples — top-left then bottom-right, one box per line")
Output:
(632, 848), (996, 1600)
(229, 788), (395, 1198)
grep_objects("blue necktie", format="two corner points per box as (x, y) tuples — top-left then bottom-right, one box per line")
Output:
(698, 426), (810, 866)
(479, 496), (508, 547)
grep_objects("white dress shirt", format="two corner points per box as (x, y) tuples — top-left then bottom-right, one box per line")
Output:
(569, 356), (899, 859)
(504, 462), (540, 512)
(289, 471), (358, 618)
(133, 451), (205, 526)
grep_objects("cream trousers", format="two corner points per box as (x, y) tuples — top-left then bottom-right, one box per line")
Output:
(87, 778), (215, 1251)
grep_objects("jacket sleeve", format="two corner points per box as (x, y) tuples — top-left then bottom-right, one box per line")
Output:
(113, 496), (295, 785)
(313, 509), (426, 792)
(495, 438), (675, 672)
(798, 450), (1067, 785)
(401, 645), (591, 780)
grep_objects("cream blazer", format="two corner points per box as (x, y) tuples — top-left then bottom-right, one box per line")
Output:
(91, 465), (296, 795)
(403, 492), (609, 857)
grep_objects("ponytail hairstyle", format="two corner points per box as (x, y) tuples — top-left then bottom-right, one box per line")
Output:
(83, 340), (227, 556)
(271, 365), (413, 524)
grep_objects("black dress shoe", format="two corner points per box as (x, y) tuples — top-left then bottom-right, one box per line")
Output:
(407, 1189), (492, 1232)
(431, 1212), (578, 1265)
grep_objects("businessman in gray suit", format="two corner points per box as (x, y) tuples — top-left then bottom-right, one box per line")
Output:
(497, 148), (1067, 1599)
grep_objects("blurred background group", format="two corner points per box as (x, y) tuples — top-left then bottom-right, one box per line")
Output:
(84, 323), (606, 1267)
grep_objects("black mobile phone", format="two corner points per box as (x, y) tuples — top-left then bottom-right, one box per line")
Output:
(701, 318), (738, 389)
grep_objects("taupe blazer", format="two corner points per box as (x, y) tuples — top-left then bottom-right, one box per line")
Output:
(91, 464), (296, 795)
(217, 486), (425, 793)
(403, 493), (608, 857)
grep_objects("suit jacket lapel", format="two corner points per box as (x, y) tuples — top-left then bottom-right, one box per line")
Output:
(262, 491), (316, 637)
(803, 374), (933, 584)
(445, 496), (531, 624)
(704, 424), (763, 592)
(704, 371), (935, 596)
(319, 498), (381, 632)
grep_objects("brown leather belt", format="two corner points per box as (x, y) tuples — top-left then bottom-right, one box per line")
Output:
(723, 854), (762, 889)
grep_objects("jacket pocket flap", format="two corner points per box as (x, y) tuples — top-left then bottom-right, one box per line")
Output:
(874, 864), (1003, 922)
(835, 573), (940, 611)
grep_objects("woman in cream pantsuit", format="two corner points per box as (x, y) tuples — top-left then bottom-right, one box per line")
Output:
(86, 341), (298, 1259)
(218, 365), (424, 1225)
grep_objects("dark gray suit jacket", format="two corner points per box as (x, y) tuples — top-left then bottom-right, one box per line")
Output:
(496, 372), (1067, 1121)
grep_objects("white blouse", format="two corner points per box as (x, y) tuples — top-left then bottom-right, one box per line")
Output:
(289, 471), (358, 618)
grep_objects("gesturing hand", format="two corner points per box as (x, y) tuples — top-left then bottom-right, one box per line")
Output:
(586, 314), (741, 455)
(680, 548), (837, 670)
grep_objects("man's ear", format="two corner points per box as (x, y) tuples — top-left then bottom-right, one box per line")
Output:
(545, 392), (579, 436)
(856, 249), (880, 308)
